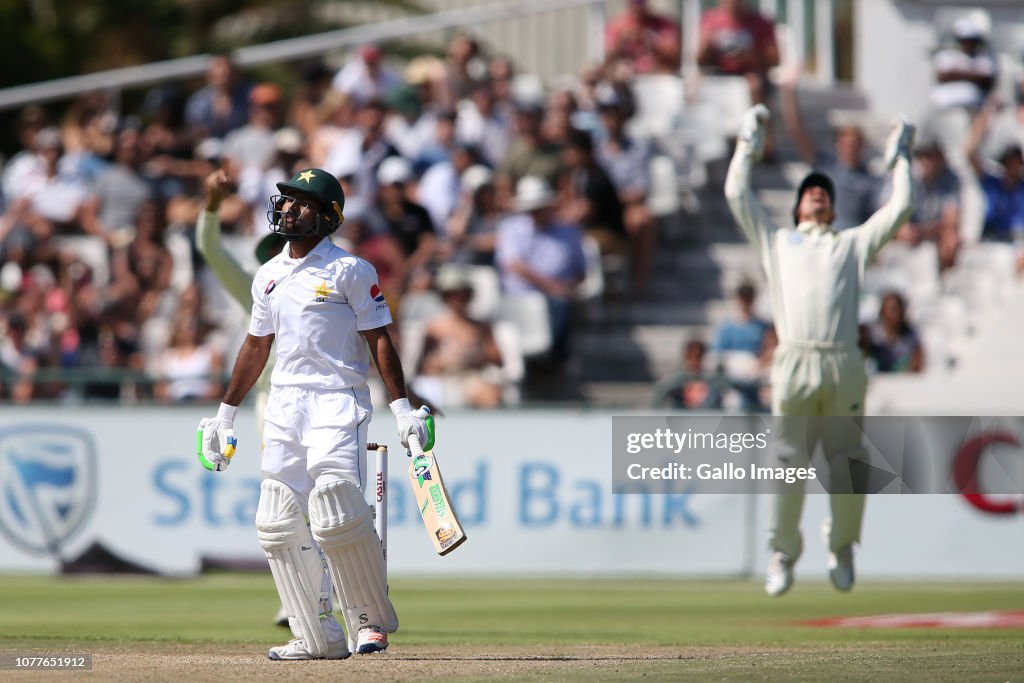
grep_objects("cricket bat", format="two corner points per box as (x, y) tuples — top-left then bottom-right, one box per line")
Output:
(407, 414), (467, 556)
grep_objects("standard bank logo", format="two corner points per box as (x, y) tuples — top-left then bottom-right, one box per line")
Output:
(0, 425), (97, 556)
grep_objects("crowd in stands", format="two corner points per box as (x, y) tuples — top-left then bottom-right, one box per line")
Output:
(0, 2), (1022, 410)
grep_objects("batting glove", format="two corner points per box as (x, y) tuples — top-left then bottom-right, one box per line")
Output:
(196, 403), (238, 472)
(391, 399), (430, 452)
(883, 116), (915, 170)
(738, 104), (771, 161)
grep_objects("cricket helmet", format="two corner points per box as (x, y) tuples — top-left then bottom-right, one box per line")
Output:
(792, 171), (835, 225)
(267, 168), (346, 240)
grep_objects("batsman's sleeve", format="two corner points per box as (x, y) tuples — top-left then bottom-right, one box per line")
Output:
(248, 270), (275, 337)
(196, 211), (254, 309)
(345, 259), (394, 331)
(853, 156), (914, 267)
(724, 140), (778, 256)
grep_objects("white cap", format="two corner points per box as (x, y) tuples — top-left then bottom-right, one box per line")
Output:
(377, 156), (413, 185)
(952, 16), (985, 40)
(512, 176), (556, 212)
(273, 127), (304, 155)
(461, 165), (494, 195)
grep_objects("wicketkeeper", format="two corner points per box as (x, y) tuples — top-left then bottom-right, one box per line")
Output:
(725, 105), (914, 596)
(197, 167), (428, 659)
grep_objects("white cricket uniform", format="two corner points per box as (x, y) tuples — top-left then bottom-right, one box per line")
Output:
(249, 236), (392, 504)
(725, 139), (913, 559)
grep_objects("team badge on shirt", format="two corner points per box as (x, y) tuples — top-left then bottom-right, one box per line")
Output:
(370, 284), (386, 302)
(313, 280), (334, 303)
(264, 280), (277, 295)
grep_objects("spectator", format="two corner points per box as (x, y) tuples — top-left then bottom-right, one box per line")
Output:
(498, 100), (562, 195)
(605, 0), (682, 75)
(445, 165), (503, 266)
(783, 83), (883, 229)
(929, 16), (997, 114)
(698, 0), (779, 153)
(891, 137), (961, 269)
(456, 80), (512, 168)
(594, 88), (656, 294)
(1, 106), (49, 203)
(374, 157), (437, 277)
(153, 314), (224, 403)
(80, 126), (155, 246)
(867, 292), (924, 373)
(0, 311), (44, 402)
(965, 103), (1024, 243)
(27, 127), (90, 236)
(715, 281), (769, 410)
(183, 54), (251, 142)
(324, 99), (399, 203)
(222, 83), (284, 184)
(412, 265), (505, 409)
(287, 60), (336, 140)
(715, 281), (769, 355)
(560, 127), (629, 287)
(496, 176), (586, 362)
(650, 338), (725, 410)
(445, 33), (486, 104)
(331, 44), (402, 107)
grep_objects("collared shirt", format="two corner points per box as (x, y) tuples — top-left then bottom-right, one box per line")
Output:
(495, 214), (586, 297)
(249, 237), (392, 389)
(725, 142), (913, 346)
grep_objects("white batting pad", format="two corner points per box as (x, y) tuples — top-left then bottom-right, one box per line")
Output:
(309, 480), (398, 639)
(256, 479), (334, 657)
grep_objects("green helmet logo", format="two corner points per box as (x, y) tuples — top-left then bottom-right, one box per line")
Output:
(268, 168), (346, 239)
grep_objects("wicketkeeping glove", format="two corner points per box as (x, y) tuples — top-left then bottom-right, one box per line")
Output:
(738, 104), (771, 161)
(390, 399), (433, 451)
(883, 116), (915, 169)
(196, 404), (238, 472)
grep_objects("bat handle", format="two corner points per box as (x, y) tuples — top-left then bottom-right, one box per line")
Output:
(407, 433), (425, 458)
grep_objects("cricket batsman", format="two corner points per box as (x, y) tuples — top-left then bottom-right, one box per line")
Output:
(724, 104), (915, 596)
(196, 167), (428, 659)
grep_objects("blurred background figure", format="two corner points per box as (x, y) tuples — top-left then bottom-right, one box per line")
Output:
(153, 314), (224, 403)
(183, 54), (251, 143)
(605, 0), (681, 75)
(650, 338), (724, 410)
(866, 292), (924, 374)
(332, 43), (402, 107)
(698, 0), (779, 155)
(929, 16), (997, 115)
(412, 265), (505, 410)
(890, 136), (961, 269)
(965, 103), (1024, 244)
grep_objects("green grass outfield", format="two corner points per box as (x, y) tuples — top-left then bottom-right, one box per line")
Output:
(1, 575), (1022, 681)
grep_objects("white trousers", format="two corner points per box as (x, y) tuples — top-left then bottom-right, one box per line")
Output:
(769, 344), (867, 559)
(260, 384), (372, 507)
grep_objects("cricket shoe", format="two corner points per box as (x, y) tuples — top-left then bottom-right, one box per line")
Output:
(272, 605), (289, 627)
(356, 626), (389, 654)
(765, 551), (795, 597)
(268, 616), (350, 660)
(828, 545), (855, 592)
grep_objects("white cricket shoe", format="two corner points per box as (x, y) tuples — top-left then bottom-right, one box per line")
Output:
(355, 625), (389, 654)
(268, 616), (350, 661)
(765, 551), (795, 597)
(828, 545), (855, 592)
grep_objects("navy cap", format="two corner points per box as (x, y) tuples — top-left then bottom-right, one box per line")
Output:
(793, 171), (835, 224)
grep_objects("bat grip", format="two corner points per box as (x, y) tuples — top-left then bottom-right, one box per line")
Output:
(407, 433), (425, 457)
